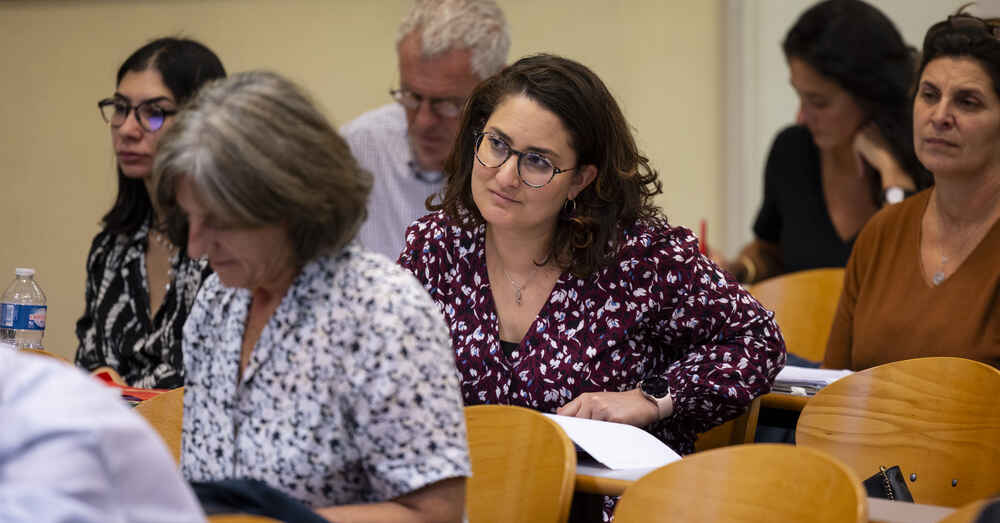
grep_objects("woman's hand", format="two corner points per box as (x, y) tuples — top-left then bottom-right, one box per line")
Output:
(852, 123), (915, 190)
(557, 388), (661, 427)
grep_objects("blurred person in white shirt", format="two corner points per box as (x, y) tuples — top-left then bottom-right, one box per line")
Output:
(0, 349), (204, 523)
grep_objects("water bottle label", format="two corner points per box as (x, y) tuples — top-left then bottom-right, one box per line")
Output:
(0, 304), (46, 330)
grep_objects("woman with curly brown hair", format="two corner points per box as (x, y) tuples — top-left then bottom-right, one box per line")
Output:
(399, 54), (785, 457)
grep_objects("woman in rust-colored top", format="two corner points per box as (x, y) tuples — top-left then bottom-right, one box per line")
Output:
(825, 11), (1000, 370)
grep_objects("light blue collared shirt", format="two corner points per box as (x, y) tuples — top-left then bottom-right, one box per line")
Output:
(341, 103), (445, 261)
(0, 349), (205, 523)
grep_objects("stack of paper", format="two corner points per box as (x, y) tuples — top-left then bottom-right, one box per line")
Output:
(543, 413), (681, 482)
(773, 365), (853, 396)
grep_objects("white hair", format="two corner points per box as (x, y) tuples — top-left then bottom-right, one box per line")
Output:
(397, 0), (510, 79)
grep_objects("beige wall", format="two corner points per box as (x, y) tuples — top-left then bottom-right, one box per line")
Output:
(0, 0), (722, 361)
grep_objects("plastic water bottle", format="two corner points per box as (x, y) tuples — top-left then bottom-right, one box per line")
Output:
(0, 268), (47, 350)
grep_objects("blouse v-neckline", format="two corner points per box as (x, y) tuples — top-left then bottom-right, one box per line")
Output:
(231, 269), (306, 385)
(477, 229), (566, 360)
(814, 152), (865, 246)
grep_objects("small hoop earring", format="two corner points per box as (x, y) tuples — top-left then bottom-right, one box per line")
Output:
(563, 198), (577, 216)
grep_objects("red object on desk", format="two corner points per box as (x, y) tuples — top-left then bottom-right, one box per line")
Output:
(699, 219), (708, 254)
(92, 369), (168, 404)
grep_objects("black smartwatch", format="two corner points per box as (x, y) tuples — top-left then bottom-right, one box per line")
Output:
(639, 376), (672, 419)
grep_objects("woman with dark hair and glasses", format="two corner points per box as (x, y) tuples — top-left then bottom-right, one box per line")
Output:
(716, 0), (932, 286)
(824, 10), (1000, 371)
(400, 53), (785, 519)
(75, 38), (226, 388)
(400, 53), (784, 455)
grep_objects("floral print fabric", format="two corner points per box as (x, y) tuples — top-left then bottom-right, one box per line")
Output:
(399, 211), (785, 454)
(181, 244), (470, 507)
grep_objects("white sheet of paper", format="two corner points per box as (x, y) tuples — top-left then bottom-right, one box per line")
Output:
(544, 413), (682, 470)
(775, 365), (853, 387)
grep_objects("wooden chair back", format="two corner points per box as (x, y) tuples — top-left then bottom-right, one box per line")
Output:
(613, 443), (866, 522)
(747, 267), (844, 362)
(134, 386), (185, 464)
(19, 347), (70, 363)
(464, 405), (576, 523)
(694, 396), (761, 452)
(796, 357), (1000, 507)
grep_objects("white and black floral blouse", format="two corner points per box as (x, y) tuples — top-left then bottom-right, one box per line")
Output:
(180, 243), (470, 508)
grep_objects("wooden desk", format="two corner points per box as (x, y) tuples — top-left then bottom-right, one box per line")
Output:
(761, 391), (809, 411)
(575, 468), (642, 496)
(575, 473), (632, 496)
(577, 467), (957, 523)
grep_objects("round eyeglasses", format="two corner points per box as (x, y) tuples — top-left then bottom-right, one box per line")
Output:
(390, 88), (464, 119)
(474, 131), (577, 188)
(97, 97), (178, 133)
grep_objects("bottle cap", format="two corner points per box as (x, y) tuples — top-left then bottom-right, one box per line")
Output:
(14, 268), (35, 277)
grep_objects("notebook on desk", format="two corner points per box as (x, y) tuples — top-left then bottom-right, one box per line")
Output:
(772, 365), (853, 396)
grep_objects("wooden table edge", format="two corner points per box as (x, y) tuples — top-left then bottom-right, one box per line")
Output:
(574, 474), (632, 496)
(761, 391), (809, 411)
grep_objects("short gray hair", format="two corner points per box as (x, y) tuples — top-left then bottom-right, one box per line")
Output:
(154, 71), (373, 266)
(397, 0), (510, 79)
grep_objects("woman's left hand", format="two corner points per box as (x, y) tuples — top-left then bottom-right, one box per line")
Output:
(556, 388), (660, 427)
(852, 123), (915, 190)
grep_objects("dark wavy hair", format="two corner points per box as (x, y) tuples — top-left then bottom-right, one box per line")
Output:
(917, 9), (1000, 100)
(784, 0), (932, 190)
(101, 37), (226, 237)
(431, 54), (663, 278)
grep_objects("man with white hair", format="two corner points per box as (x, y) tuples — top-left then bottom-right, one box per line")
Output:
(342, 0), (510, 260)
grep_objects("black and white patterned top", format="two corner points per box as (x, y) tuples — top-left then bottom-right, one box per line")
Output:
(75, 220), (211, 389)
(180, 243), (471, 508)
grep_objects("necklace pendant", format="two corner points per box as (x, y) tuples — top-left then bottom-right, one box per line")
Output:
(513, 288), (522, 305)
(932, 271), (945, 286)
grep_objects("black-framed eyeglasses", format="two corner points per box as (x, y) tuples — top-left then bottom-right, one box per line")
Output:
(390, 88), (465, 119)
(474, 131), (577, 188)
(97, 96), (178, 132)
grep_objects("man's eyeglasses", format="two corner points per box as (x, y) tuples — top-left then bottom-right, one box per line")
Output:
(97, 97), (177, 133)
(474, 131), (577, 188)
(390, 89), (464, 119)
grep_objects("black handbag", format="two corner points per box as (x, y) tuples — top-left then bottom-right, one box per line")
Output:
(863, 465), (915, 502)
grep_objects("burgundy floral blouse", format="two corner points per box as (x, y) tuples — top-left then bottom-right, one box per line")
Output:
(399, 210), (785, 454)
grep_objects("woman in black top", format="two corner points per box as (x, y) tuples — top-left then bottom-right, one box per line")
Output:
(75, 38), (226, 388)
(719, 0), (932, 283)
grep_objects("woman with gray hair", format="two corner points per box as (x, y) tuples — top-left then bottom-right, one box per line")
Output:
(155, 71), (469, 522)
